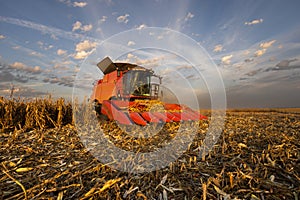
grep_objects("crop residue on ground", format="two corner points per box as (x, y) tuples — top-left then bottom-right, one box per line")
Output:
(0, 97), (299, 199)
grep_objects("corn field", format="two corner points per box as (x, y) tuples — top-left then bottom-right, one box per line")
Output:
(0, 96), (73, 132)
(0, 97), (299, 199)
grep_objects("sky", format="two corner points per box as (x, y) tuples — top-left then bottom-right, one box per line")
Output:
(0, 0), (300, 108)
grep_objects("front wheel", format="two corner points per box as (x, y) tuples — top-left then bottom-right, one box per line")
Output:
(93, 100), (102, 114)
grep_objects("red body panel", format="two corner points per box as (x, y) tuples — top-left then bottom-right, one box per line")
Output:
(91, 70), (124, 104)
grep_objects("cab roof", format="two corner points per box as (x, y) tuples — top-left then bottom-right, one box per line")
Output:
(97, 57), (152, 75)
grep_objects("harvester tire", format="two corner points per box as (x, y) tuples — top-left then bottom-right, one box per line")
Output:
(93, 100), (102, 114)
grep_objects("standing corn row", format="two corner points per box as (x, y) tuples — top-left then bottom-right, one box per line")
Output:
(0, 96), (73, 131)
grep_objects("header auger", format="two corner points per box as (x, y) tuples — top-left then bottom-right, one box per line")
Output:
(90, 57), (207, 126)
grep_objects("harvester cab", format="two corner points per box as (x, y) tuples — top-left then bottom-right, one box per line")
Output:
(91, 57), (207, 126)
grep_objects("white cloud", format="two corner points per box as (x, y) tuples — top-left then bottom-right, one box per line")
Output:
(251, 40), (276, 57)
(50, 34), (58, 40)
(31, 66), (41, 73)
(174, 12), (194, 31)
(74, 51), (93, 60)
(221, 55), (233, 65)
(192, 33), (201, 37)
(0, 16), (99, 41)
(37, 41), (43, 46)
(81, 24), (93, 32)
(73, 1), (87, 7)
(29, 51), (43, 57)
(37, 41), (54, 50)
(10, 62), (42, 74)
(72, 21), (93, 32)
(74, 40), (97, 60)
(243, 50), (251, 55)
(0, 34), (5, 39)
(259, 40), (276, 49)
(136, 24), (147, 30)
(10, 62), (27, 70)
(245, 18), (263, 25)
(213, 44), (223, 52)
(157, 35), (163, 40)
(72, 21), (82, 31)
(12, 46), (20, 50)
(99, 16), (107, 24)
(254, 49), (266, 57)
(59, 0), (87, 8)
(127, 41), (135, 46)
(135, 56), (165, 67)
(184, 12), (194, 21)
(46, 45), (54, 50)
(75, 40), (97, 52)
(127, 53), (135, 59)
(117, 14), (129, 24)
(57, 49), (67, 56)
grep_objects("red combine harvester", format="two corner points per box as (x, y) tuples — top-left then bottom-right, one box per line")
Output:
(90, 57), (207, 125)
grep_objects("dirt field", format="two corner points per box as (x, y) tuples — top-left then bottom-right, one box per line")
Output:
(0, 98), (299, 199)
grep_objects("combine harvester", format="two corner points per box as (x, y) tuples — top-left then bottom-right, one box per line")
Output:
(90, 57), (207, 126)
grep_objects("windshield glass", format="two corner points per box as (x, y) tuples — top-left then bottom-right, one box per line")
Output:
(123, 71), (150, 96)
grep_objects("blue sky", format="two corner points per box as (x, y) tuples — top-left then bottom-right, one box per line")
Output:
(0, 0), (300, 108)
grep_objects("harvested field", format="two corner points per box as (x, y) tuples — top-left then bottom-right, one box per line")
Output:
(0, 97), (299, 199)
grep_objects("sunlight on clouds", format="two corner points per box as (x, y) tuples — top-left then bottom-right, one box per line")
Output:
(32, 66), (41, 72)
(37, 41), (53, 50)
(245, 18), (263, 25)
(0, 34), (5, 39)
(75, 40), (97, 52)
(260, 40), (276, 49)
(135, 56), (166, 68)
(254, 49), (266, 57)
(10, 62), (27, 69)
(73, 1), (87, 7)
(12, 46), (20, 50)
(127, 53), (135, 59)
(174, 11), (195, 31)
(72, 21), (82, 31)
(10, 62), (42, 74)
(99, 16), (107, 24)
(184, 12), (194, 22)
(243, 50), (251, 55)
(115, 54), (164, 68)
(213, 44), (223, 52)
(74, 40), (97, 60)
(50, 34), (58, 40)
(57, 49), (67, 56)
(74, 50), (92, 60)
(221, 55), (233, 65)
(252, 40), (276, 57)
(58, 0), (87, 8)
(82, 24), (93, 32)
(127, 41), (135, 46)
(72, 21), (93, 32)
(29, 51), (43, 57)
(136, 24), (147, 30)
(117, 14), (129, 24)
